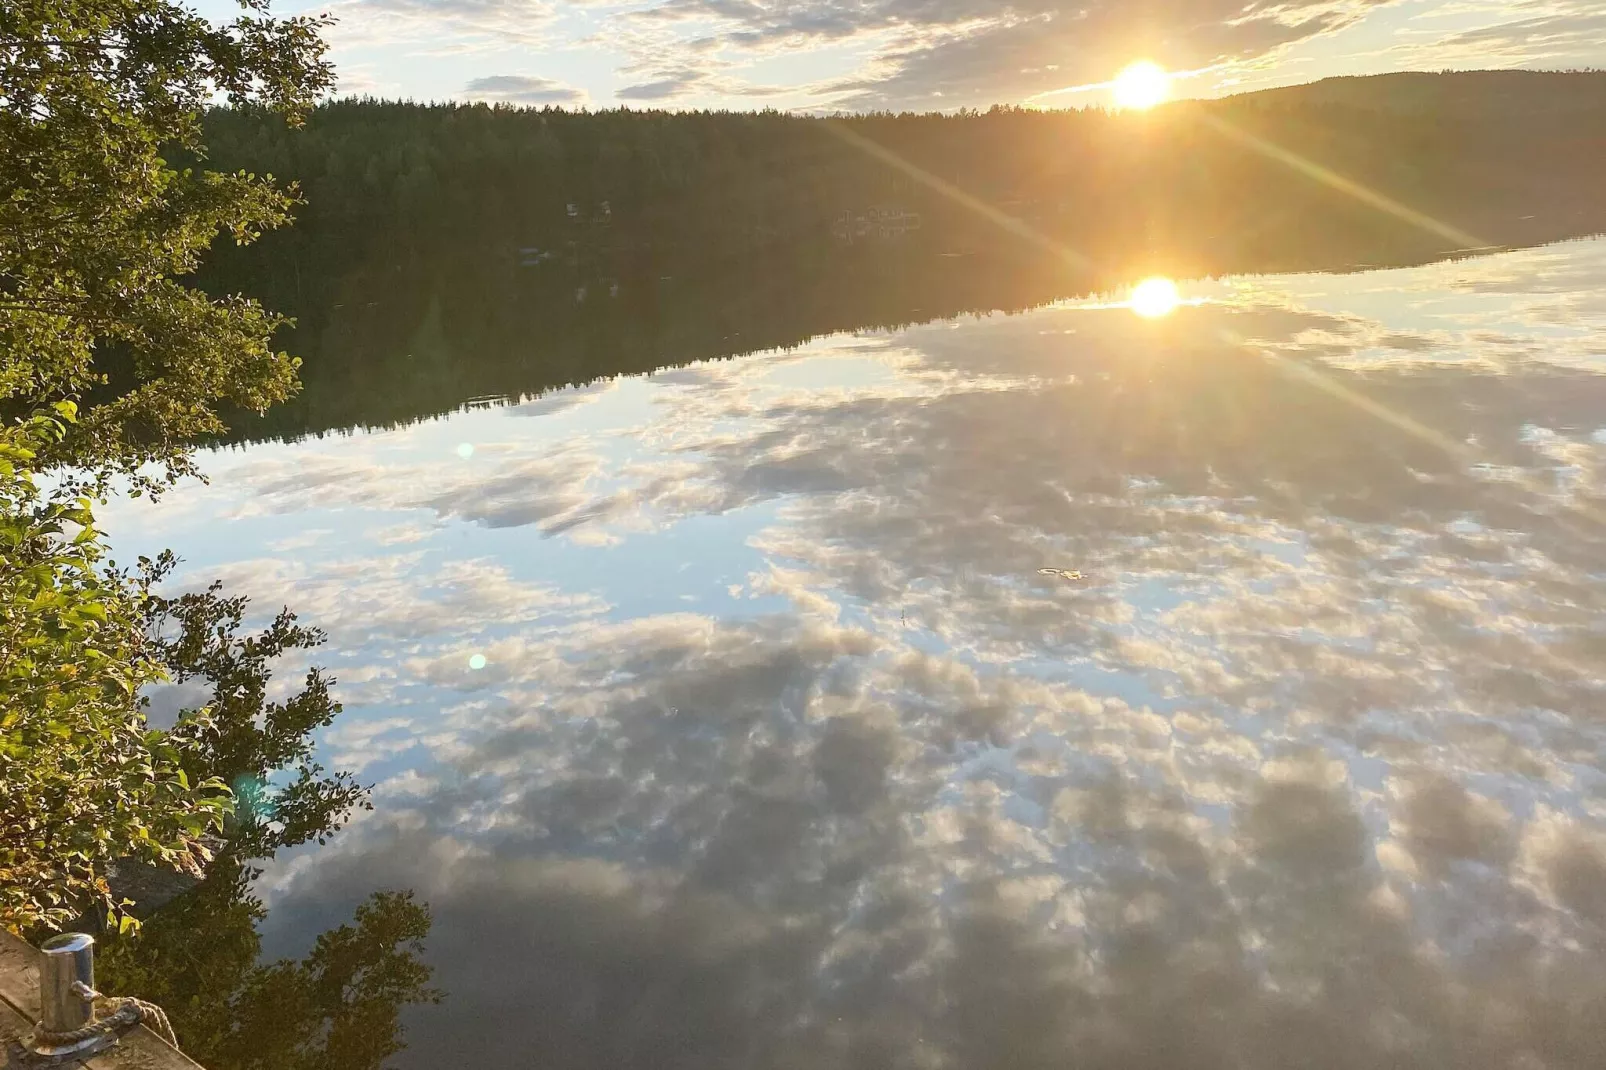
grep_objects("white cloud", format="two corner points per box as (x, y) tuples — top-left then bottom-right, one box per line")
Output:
(463, 74), (587, 104)
(305, 0), (1606, 110)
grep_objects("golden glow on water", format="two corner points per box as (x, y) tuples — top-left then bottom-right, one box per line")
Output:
(1129, 277), (1181, 318)
(1112, 62), (1170, 110)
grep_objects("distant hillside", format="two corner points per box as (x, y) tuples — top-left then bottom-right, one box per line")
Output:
(197, 69), (1606, 294)
(174, 72), (1606, 440)
(1229, 69), (1606, 118)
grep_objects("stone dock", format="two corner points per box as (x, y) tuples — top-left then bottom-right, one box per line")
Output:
(0, 930), (201, 1069)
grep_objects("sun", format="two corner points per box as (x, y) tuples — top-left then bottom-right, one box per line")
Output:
(1129, 277), (1181, 318)
(1112, 61), (1170, 110)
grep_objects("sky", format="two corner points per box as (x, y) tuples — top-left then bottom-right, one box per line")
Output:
(221, 0), (1605, 114)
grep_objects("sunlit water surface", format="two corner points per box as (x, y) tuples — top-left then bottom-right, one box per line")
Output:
(106, 238), (1606, 1069)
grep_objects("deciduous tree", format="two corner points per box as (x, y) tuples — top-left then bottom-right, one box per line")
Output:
(1, 0), (333, 486)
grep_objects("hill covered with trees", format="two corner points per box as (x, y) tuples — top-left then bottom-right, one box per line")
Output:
(185, 71), (1606, 440)
(1237, 69), (1606, 119)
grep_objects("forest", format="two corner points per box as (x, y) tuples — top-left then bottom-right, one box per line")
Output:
(183, 70), (1606, 440)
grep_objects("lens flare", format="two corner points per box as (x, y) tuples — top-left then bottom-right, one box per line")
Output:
(231, 774), (276, 822)
(1129, 277), (1181, 318)
(1113, 62), (1170, 110)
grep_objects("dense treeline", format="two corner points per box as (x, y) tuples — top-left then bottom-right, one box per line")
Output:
(188, 72), (1606, 441)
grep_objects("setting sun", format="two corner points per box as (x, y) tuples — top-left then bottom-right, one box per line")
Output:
(1129, 277), (1181, 318)
(1112, 61), (1171, 110)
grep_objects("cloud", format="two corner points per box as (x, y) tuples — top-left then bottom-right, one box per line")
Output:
(616, 72), (709, 101)
(312, 0), (1606, 110)
(623, 0), (1400, 109)
(332, 63), (387, 96)
(1390, 771), (1515, 878)
(1377, 1), (1606, 71)
(463, 74), (586, 104)
(605, 54), (797, 103)
(226, 444), (616, 533)
(325, 0), (557, 50)
(184, 554), (607, 649)
(253, 598), (1606, 1068)
(152, 550), (612, 741)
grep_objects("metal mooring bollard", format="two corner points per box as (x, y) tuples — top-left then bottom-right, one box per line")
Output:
(10, 932), (125, 1065)
(6, 930), (174, 1067)
(38, 933), (96, 1036)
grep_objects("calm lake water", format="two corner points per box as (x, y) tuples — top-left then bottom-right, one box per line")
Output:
(107, 237), (1606, 1068)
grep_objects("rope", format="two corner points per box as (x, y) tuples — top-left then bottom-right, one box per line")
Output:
(104, 997), (177, 1049)
(26, 992), (178, 1052)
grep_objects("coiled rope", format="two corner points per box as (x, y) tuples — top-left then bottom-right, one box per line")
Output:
(27, 986), (177, 1051)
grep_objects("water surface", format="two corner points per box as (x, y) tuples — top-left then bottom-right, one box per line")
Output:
(108, 237), (1606, 1069)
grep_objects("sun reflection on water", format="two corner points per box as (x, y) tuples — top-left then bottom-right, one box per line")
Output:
(1129, 276), (1182, 318)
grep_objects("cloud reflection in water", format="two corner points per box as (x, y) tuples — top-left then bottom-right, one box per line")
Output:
(106, 239), (1606, 1069)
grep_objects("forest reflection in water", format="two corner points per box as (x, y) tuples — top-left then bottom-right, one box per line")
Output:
(103, 235), (1606, 1069)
